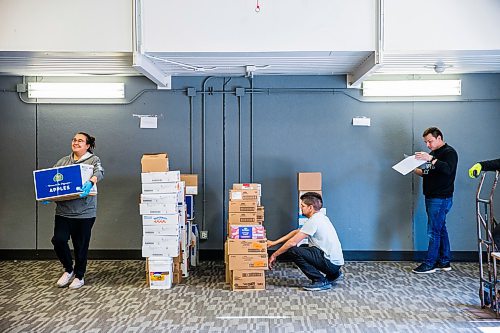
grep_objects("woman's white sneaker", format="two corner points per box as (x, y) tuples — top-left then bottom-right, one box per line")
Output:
(56, 272), (74, 287)
(68, 278), (84, 289)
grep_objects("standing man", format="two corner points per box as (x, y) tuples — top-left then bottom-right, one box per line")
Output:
(267, 192), (344, 291)
(413, 127), (458, 274)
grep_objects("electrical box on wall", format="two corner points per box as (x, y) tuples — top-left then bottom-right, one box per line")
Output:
(352, 117), (371, 126)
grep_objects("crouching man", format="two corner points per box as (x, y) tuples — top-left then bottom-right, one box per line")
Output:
(267, 192), (344, 291)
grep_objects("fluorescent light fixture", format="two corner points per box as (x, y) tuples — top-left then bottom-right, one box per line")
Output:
(362, 80), (461, 97)
(27, 82), (125, 99)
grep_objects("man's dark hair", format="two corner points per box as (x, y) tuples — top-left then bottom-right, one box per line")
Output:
(422, 127), (443, 140)
(300, 192), (323, 211)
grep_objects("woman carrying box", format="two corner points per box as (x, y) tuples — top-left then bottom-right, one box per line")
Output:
(47, 132), (104, 289)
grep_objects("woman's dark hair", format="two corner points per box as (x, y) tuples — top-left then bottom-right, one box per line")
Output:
(77, 132), (96, 153)
(299, 192), (323, 211)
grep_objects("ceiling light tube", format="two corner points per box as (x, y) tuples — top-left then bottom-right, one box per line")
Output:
(362, 80), (461, 97)
(27, 83), (125, 99)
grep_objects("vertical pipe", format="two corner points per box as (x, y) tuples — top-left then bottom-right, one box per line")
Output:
(201, 77), (215, 232)
(189, 95), (193, 173)
(238, 95), (242, 183)
(250, 77), (254, 182)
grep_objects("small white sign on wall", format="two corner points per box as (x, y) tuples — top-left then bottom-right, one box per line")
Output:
(140, 116), (158, 129)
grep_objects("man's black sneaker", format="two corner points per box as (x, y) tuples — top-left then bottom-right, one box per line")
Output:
(327, 272), (344, 283)
(412, 263), (436, 274)
(434, 263), (452, 271)
(303, 280), (332, 291)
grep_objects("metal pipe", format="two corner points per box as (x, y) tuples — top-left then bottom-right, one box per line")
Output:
(201, 76), (217, 233)
(189, 95), (194, 173)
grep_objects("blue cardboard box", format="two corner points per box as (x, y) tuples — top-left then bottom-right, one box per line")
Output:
(33, 164), (97, 201)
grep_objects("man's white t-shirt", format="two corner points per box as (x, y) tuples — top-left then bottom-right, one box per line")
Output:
(300, 211), (344, 266)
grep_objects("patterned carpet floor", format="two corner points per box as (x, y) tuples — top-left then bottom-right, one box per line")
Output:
(0, 260), (499, 332)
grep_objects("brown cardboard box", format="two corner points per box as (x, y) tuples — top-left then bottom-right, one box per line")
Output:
(229, 189), (260, 201)
(227, 239), (267, 255)
(228, 224), (266, 239)
(257, 206), (264, 222)
(232, 183), (262, 196)
(228, 213), (258, 224)
(141, 153), (169, 172)
(225, 264), (232, 284)
(297, 172), (322, 190)
(180, 174), (198, 186)
(173, 271), (182, 284)
(228, 254), (268, 270)
(231, 270), (266, 291)
(229, 201), (258, 213)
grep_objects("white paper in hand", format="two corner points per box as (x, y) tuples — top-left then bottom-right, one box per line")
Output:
(392, 155), (426, 175)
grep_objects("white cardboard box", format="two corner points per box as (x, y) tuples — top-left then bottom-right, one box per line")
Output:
(139, 203), (179, 215)
(143, 224), (180, 236)
(142, 182), (183, 194)
(141, 171), (181, 184)
(141, 193), (183, 204)
(142, 214), (180, 226)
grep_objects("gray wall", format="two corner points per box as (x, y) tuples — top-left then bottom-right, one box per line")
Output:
(0, 74), (499, 253)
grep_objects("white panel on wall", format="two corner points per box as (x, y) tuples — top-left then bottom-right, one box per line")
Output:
(384, 0), (500, 51)
(0, 0), (132, 52)
(142, 0), (376, 52)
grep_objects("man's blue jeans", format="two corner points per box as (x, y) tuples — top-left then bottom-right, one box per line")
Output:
(424, 197), (453, 267)
(286, 246), (342, 283)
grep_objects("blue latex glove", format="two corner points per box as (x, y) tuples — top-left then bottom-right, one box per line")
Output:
(41, 200), (51, 205)
(79, 180), (93, 198)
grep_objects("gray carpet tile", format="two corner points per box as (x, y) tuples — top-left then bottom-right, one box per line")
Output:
(0, 260), (499, 332)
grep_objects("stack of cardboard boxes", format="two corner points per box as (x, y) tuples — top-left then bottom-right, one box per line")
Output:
(297, 172), (323, 246)
(140, 153), (189, 289)
(225, 183), (268, 291)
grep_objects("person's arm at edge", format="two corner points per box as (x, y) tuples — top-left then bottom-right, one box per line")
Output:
(480, 158), (500, 172)
(268, 231), (308, 269)
(267, 229), (300, 247)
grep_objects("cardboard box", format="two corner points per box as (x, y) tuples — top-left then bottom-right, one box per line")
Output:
(233, 183), (261, 196)
(142, 245), (179, 258)
(229, 225), (266, 239)
(229, 201), (258, 213)
(228, 213), (258, 224)
(172, 271), (182, 284)
(297, 172), (322, 190)
(143, 224), (180, 236)
(229, 189), (260, 202)
(142, 235), (180, 247)
(181, 174), (198, 186)
(225, 263), (232, 284)
(257, 206), (264, 222)
(142, 182), (183, 194)
(141, 193), (183, 204)
(142, 214), (180, 226)
(231, 270), (266, 291)
(228, 254), (268, 270)
(141, 153), (169, 173)
(141, 171), (180, 183)
(148, 257), (173, 289)
(181, 174), (198, 195)
(33, 164), (97, 201)
(227, 239), (267, 254)
(139, 203), (179, 215)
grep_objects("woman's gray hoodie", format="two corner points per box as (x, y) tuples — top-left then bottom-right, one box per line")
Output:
(53, 152), (104, 218)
